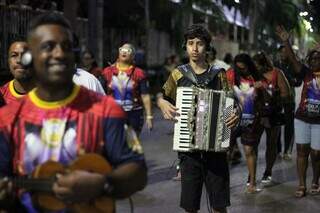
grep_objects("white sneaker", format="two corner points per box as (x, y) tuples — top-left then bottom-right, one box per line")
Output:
(261, 175), (272, 184)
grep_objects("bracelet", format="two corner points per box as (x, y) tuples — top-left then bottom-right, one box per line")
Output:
(156, 93), (163, 99)
(146, 115), (153, 119)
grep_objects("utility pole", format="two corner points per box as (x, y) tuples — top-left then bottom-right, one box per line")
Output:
(88, 0), (104, 67)
(248, 0), (257, 53)
(63, 0), (78, 30)
(145, 0), (150, 67)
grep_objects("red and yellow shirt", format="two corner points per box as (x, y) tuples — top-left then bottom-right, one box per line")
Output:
(0, 80), (25, 104)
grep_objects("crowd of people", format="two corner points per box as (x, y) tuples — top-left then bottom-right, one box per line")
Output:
(0, 11), (319, 213)
(156, 24), (320, 212)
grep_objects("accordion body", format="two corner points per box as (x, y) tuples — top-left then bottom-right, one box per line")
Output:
(173, 87), (234, 152)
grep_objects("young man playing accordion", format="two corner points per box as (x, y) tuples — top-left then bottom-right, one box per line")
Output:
(157, 24), (239, 213)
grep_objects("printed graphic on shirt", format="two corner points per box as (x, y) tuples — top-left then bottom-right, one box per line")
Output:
(23, 120), (77, 174)
(110, 72), (135, 111)
(234, 82), (255, 127)
(305, 78), (320, 116)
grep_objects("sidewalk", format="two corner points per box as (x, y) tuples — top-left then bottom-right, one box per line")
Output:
(117, 108), (320, 213)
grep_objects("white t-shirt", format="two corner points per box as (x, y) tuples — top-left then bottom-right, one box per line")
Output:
(212, 59), (231, 71)
(73, 68), (106, 95)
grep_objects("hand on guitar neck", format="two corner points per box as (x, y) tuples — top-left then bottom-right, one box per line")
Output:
(0, 153), (115, 213)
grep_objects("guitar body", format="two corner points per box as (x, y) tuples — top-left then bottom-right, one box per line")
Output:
(30, 153), (115, 213)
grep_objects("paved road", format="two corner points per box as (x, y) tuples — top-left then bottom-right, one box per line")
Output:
(117, 107), (320, 213)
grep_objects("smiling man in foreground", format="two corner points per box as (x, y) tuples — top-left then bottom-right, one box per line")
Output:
(0, 13), (147, 212)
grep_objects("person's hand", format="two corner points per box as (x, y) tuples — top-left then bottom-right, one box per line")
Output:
(0, 178), (12, 201)
(145, 116), (153, 130)
(275, 25), (290, 42)
(226, 113), (239, 129)
(253, 81), (264, 89)
(53, 170), (106, 203)
(157, 98), (179, 121)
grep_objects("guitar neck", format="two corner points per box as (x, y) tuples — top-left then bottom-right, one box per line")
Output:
(11, 177), (54, 193)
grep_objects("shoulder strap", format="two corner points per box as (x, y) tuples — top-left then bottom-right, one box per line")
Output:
(177, 64), (198, 85)
(177, 64), (221, 87)
(207, 65), (223, 82)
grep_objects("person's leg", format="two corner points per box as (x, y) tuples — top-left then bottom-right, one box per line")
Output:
(229, 130), (242, 165)
(310, 148), (320, 195)
(310, 124), (320, 195)
(262, 126), (280, 183)
(277, 130), (282, 155)
(173, 153), (181, 181)
(295, 144), (310, 197)
(242, 144), (260, 192)
(212, 208), (227, 213)
(180, 153), (203, 212)
(241, 121), (264, 190)
(204, 152), (230, 212)
(227, 132), (237, 162)
(294, 119), (311, 197)
(284, 103), (295, 157)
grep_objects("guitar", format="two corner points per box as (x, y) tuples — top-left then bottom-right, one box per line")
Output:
(8, 153), (114, 213)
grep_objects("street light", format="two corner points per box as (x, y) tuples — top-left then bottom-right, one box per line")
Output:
(299, 11), (309, 16)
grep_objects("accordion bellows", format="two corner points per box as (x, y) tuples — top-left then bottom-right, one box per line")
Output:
(173, 87), (234, 152)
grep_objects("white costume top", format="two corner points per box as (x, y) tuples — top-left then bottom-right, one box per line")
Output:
(73, 68), (105, 95)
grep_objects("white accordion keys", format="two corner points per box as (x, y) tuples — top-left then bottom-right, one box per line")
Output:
(173, 87), (196, 152)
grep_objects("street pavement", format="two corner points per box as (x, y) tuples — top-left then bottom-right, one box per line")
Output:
(117, 108), (320, 213)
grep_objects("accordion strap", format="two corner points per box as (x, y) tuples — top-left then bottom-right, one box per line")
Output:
(177, 64), (221, 87)
(177, 64), (198, 85)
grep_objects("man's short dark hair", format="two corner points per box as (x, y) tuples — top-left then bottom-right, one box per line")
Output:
(28, 12), (72, 38)
(183, 24), (211, 50)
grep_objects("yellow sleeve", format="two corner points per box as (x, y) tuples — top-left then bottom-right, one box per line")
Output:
(218, 70), (232, 92)
(162, 69), (183, 102)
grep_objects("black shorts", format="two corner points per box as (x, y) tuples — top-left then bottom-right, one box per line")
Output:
(179, 152), (230, 211)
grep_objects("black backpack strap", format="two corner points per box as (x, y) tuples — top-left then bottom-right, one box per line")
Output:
(177, 64), (198, 85)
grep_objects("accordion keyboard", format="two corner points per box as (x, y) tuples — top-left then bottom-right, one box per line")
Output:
(173, 87), (196, 152)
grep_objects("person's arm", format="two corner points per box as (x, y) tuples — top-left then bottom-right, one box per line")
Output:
(0, 132), (14, 209)
(102, 116), (147, 199)
(156, 71), (179, 121)
(275, 26), (303, 74)
(141, 94), (153, 130)
(139, 73), (153, 130)
(53, 102), (147, 202)
(217, 71), (240, 128)
(277, 69), (291, 99)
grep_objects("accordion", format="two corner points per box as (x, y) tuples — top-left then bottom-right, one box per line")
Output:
(173, 87), (234, 152)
